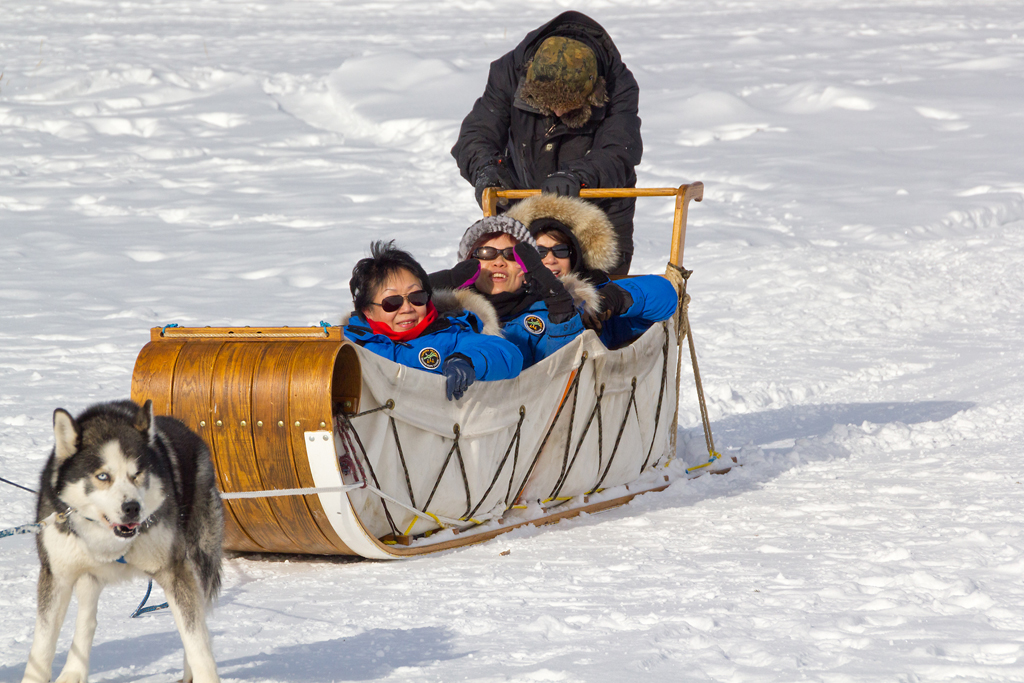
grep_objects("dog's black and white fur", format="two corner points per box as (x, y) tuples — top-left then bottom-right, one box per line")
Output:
(22, 400), (223, 683)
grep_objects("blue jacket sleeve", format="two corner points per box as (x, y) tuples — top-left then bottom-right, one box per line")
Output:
(452, 332), (523, 380)
(600, 275), (678, 347)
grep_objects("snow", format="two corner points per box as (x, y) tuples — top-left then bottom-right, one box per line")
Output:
(2, 0), (1024, 680)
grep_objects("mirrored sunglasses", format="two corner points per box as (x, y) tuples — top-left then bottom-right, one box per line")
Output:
(472, 246), (516, 261)
(371, 290), (431, 313)
(538, 244), (572, 260)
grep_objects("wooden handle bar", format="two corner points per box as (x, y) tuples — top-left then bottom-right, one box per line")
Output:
(481, 183), (703, 267)
(496, 188), (684, 199)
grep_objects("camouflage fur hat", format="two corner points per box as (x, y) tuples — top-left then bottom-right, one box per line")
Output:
(521, 36), (608, 128)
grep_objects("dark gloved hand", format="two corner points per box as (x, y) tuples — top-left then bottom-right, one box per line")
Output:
(428, 259), (480, 291)
(513, 242), (576, 324)
(541, 171), (582, 197)
(443, 353), (476, 401)
(598, 282), (633, 317)
(583, 282), (633, 333)
(474, 159), (514, 208)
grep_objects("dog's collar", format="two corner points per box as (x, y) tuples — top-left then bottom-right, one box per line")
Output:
(52, 498), (75, 522)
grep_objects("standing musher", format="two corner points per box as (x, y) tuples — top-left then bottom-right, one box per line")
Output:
(451, 11), (642, 276)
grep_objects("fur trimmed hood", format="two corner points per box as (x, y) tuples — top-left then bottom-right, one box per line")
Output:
(341, 288), (503, 337)
(505, 194), (620, 273)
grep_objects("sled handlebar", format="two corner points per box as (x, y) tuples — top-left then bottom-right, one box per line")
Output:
(482, 183), (703, 267)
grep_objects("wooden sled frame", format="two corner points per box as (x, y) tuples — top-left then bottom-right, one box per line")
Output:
(130, 184), (705, 558)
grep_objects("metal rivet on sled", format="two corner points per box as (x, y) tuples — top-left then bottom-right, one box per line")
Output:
(257, 421), (263, 427)
(294, 421), (301, 427)
(308, 435), (314, 442)
(199, 420), (206, 428)
(319, 421), (326, 428)
(216, 420), (223, 427)
(240, 420), (246, 427)
(322, 434), (330, 441)
(278, 420), (284, 427)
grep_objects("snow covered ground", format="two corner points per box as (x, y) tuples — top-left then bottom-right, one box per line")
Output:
(2, 0), (1023, 680)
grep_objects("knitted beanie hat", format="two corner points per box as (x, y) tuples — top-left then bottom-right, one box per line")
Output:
(457, 215), (537, 261)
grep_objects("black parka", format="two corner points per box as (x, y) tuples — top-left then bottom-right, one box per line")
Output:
(451, 11), (642, 274)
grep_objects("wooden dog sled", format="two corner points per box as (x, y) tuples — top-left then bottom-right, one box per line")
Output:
(130, 184), (712, 559)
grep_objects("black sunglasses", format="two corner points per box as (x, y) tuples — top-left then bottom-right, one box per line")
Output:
(538, 244), (572, 260)
(472, 246), (517, 261)
(370, 290), (431, 313)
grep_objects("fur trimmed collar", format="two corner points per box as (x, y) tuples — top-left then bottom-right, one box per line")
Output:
(517, 74), (608, 129)
(560, 273), (601, 315)
(341, 288), (503, 338)
(506, 194), (620, 272)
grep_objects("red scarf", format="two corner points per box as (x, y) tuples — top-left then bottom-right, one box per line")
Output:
(364, 303), (438, 342)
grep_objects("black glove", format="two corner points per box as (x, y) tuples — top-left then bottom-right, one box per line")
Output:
(541, 171), (582, 197)
(428, 259), (480, 291)
(598, 282), (633, 317)
(443, 353), (476, 401)
(583, 282), (633, 333)
(473, 159), (514, 208)
(513, 242), (576, 324)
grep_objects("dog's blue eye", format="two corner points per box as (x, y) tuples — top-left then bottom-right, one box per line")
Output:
(96, 473), (110, 481)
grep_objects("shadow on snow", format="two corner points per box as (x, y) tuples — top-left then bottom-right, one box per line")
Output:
(704, 400), (975, 451)
(0, 625), (460, 682)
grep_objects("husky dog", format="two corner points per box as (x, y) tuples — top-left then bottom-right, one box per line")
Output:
(22, 400), (223, 683)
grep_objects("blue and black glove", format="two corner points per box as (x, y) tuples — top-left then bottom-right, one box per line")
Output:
(541, 171), (582, 197)
(443, 353), (476, 401)
(513, 242), (576, 324)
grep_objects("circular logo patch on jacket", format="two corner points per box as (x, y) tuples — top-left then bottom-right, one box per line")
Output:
(419, 347), (441, 370)
(524, 315), (546, 335)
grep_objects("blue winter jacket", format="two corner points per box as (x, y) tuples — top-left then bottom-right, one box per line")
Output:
(597, 275), (678, 349)
(344, 311), (523, 380)
(500, 299), (585, 368)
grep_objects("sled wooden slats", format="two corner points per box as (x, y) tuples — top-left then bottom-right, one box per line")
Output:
(250, 343), (341, 554)
(209, 343), (286, 552)
(131, 327), (358, 555)
(167, 341), (264, 553)
(131, 339), (185, 416)
(285, 342), (353, 550)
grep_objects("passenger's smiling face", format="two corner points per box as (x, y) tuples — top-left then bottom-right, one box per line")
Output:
(474, 234), (525, 295)
(362, 268), (428, 332)
(536, 232), (572, 278)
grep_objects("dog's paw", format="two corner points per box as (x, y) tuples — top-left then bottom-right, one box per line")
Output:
(54, 669), (87, 683)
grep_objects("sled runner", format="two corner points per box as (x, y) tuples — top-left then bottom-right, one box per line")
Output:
(130, 184), (711, 559)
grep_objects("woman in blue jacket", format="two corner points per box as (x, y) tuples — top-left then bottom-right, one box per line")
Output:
(343, 241), (523, 401)
(431, 216), (585, 369)
(506, 194), (678, 349)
